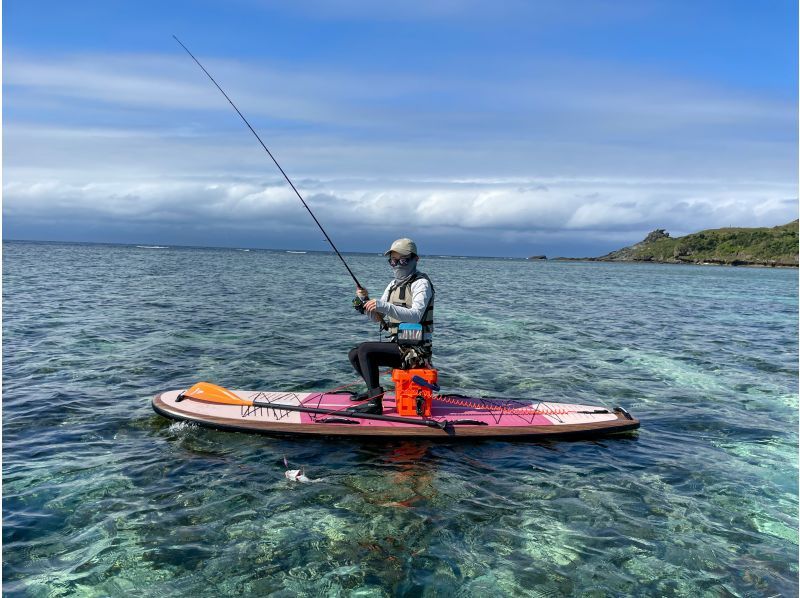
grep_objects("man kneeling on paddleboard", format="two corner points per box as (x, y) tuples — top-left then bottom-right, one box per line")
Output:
(348, 238), (435, 415)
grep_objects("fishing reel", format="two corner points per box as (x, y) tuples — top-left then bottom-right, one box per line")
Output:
(352, 293), (369, 314)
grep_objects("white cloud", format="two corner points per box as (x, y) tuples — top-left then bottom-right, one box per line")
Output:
(5, 175), (795, 238)
(6, 50), (794, 150)
(3, 49), (796, 254)
(4, 52), (432, 128)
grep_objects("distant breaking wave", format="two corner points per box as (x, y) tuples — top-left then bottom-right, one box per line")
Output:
(286, 251), (307, 254)
(136, 245), (169, 249)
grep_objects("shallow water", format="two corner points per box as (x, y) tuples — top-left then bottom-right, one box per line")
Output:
(3, 241), (798, 596)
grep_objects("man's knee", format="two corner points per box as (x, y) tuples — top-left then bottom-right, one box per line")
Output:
(357, 343), (372, 361)
(348, 347), (360, 365)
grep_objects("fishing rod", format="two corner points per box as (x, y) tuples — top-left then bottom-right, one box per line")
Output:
(172, 36), (366, 292)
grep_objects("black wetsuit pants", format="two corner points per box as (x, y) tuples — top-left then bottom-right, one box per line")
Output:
(348, 342), (403, 390)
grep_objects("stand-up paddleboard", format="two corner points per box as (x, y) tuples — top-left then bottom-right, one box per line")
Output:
(163, 46), (640, 440)
(152, 384), (639, 439)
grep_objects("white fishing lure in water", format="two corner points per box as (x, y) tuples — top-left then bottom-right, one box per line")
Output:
(283, 456), (324, 483)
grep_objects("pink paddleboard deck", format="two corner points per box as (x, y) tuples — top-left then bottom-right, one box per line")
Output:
(153, 389), (639, 439)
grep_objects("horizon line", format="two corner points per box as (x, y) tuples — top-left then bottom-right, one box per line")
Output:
(2, 237), (542, 261)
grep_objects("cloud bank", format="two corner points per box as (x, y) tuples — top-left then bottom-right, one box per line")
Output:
(4, 48), (797, 256)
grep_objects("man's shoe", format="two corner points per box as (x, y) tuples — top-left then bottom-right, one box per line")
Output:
(349, 386), (383, 402)
(347, 398), (383, 415)
(346, 387), (384, 414)
(350, 389), (371, 402)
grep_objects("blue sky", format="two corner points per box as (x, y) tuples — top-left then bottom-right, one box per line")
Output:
(3, 0), (797, 256)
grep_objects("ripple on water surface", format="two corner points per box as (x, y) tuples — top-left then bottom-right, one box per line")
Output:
(3, 242), (798, 596)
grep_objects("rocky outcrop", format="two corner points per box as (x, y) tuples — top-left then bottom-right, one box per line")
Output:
(643, 229), (669, 243)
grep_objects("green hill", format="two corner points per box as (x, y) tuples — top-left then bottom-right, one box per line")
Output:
(596, 220), (798, 267)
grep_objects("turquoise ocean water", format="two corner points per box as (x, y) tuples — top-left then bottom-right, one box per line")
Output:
(3, 240), (798, 596)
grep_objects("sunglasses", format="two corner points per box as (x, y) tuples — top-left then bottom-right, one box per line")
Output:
(388, 257), (413, 267)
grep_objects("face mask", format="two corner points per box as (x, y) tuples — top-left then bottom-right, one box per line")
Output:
(391, 256), (418, 281)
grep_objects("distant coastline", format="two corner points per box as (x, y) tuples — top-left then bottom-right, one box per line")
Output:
(7, 222), (798, 266)
(549, 220), (799, 268)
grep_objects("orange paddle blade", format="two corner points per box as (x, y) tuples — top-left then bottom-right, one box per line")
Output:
(181, 382), (253, 406)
